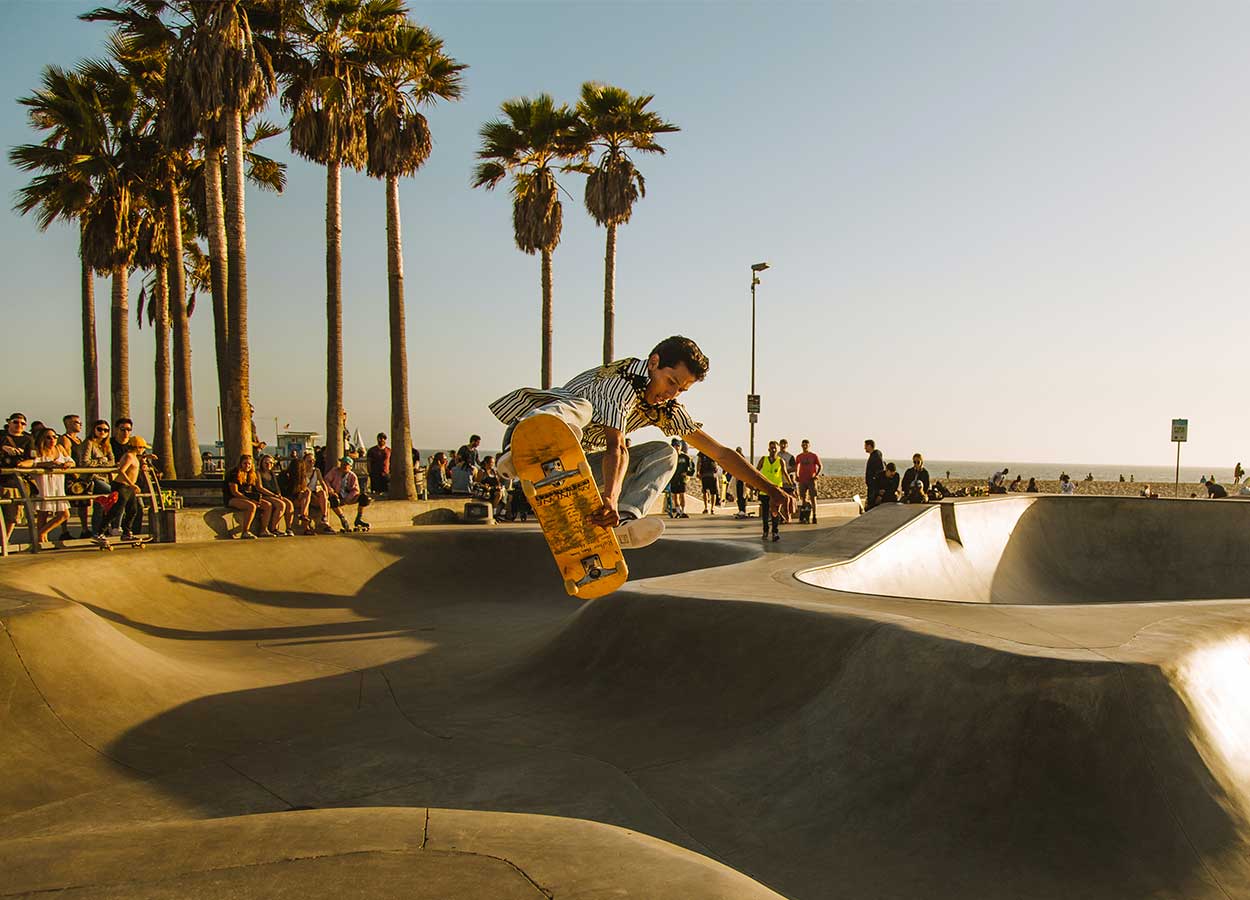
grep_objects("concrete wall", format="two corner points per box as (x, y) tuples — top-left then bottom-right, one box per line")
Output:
(172, 498), (482, 543)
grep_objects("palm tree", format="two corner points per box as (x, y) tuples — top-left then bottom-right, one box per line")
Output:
(177, 0), (277, 463)
(575, 83), (678, 364)
(473, 94), (583, 389)
(283, 0), (403, 466)
(10, 66), (102, 425)
(83, 1), (204, 476)
(183, 121), (285, 458)
(73, 57), (148, 424)
(133, 202), (176, 478)
(363, 22), (465, 499)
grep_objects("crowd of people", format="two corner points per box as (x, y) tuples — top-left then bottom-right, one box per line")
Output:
(1, 411), (159, 548)
(12, 400), (1250, 553)
(0, 408), (386, 546)
(657, 436), (825, 543)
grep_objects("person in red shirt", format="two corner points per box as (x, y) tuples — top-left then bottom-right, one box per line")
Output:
(366, 433), (391, 496)
(794, 439), (823, 524)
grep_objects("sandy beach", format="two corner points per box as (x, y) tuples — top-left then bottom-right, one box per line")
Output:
(811, 476), (1219, 501)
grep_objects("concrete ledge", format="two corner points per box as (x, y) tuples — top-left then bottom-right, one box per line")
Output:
(174, 497), (477, 542)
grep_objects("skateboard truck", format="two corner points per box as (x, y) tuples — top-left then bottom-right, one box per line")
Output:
(573, 554), (620, 587)
(532, 458), (593, 490)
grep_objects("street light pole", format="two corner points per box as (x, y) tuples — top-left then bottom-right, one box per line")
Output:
(749, 262), (769, 466)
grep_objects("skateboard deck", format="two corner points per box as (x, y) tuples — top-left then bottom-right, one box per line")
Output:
(511, 414), (628, 599)
(94, 535), (152, 551)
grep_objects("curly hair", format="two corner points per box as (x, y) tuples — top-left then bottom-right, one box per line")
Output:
(650, 335), (709, 380)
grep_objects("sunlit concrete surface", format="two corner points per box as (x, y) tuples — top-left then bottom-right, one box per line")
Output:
(3, 497), (1250, 899)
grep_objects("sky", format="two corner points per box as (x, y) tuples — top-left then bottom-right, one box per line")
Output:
(2, 0), (1248, 468)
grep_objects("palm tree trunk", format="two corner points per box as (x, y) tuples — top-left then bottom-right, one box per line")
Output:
(152, 266), (175, 479)
(325, 162), (344, 466)
(80, 232), (99, 426)
(224, 110), (252, 463)
(168, 184), (200, 477)
(541, 248), (553, 389)
(603, 223), (616, 365)
(204, 140), (232, 457)
(110, 265), (129, 423)
(385, 174), (415, 500)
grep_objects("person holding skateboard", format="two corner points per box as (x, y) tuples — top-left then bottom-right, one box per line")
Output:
(491, 335), (798, 549)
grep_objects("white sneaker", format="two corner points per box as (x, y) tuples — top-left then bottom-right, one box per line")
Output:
(614, 516), (664, 550)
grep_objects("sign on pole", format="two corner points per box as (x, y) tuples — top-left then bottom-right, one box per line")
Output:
(746, 394), (761, 415)
(1172, 418), (1188, 497)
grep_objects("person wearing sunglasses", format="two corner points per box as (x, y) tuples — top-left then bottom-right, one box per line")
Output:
(80, 420), (116, 538)
(1, 413), (33, 544)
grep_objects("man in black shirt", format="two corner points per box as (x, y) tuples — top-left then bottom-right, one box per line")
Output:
(864, 439), (884, 509)
(457, 434), (482, 469)
(1, 412), (34, 544)
(109, 418), (135, 463)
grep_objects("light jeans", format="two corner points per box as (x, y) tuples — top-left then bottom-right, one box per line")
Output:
(500, 399), (678, 521)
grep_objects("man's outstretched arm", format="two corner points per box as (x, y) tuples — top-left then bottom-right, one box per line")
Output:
(590, 426), (629, 528)
(686, 429), (798, 518)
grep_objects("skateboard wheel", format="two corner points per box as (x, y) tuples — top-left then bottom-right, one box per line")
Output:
(563, 578), (580, 596)
(521, 480), (538, 504)
(578, 461), (592, 480)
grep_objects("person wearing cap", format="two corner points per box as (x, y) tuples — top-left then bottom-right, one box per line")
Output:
(324, 455), (370, 531)
(1, 412), (34, 544)
(299, 451), (333, 532)
(667, 437), (692, 518)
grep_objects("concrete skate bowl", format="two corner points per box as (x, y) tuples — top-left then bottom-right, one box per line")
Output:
(4, 524), (1250, 899)
(798, 495), (1250, 604)
(0, 530), (781, 899)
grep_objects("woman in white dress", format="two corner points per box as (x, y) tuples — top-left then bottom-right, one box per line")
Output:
(19, 428), (74, 543)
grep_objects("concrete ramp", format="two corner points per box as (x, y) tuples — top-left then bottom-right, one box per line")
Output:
(4, 521), (1250, 898)
(799, 496), (1250, 604)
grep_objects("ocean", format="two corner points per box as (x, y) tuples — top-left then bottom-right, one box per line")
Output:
(814, 458), (1227, 485)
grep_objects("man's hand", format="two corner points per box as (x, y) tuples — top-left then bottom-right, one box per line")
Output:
(590, 497), (622, 529)
(769, 486), (798, 521)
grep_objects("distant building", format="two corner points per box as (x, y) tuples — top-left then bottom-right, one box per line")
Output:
(277, 431), (321, 458)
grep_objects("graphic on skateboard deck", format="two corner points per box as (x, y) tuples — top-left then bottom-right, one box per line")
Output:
(511, 414), (628, 599)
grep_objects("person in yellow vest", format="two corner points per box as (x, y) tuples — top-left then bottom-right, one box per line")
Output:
(756, 440), (795, 542)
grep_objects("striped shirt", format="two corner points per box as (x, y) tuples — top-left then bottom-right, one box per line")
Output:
(489, 357), (702, 452)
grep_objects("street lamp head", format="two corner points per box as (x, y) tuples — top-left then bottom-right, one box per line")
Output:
(751, 262), (770, 272)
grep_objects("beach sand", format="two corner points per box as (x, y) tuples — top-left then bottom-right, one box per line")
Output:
(812, 475), (1216, 501)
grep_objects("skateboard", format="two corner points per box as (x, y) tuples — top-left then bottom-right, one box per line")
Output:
(93, 534), (152, 551)
(511, 414), (628, 599)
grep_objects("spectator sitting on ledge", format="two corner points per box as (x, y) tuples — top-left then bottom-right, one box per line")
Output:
(324, 455), (371, 531)
(450, 456), (476, 494)
(427, 452), (452, 495)
(476, 455), (506, 515)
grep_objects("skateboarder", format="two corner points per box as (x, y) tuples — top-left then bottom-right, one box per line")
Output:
(491, 336), (798, 548)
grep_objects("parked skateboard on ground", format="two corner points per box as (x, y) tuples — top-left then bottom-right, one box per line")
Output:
(511, 414), (628, 599)
(93, 534), (152, 551)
